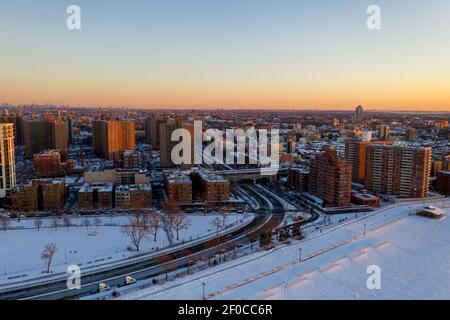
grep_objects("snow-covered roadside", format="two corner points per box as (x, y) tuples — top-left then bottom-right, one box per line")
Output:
(115, 199), (450, 300)
(0, 213), (254, 287)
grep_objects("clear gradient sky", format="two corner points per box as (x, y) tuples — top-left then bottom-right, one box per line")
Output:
(1, 0), (450, 110)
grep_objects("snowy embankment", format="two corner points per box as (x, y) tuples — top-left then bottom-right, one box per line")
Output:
(116, 199), (450, 300)
(0, 213), (254, 286)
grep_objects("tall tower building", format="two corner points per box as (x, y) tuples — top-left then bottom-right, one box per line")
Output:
(378, 125), (390, 141)
(145, 116), (165, 149)
(365, 145), (432, 198)
(0, 123), (16, 198)
(159, 119), (182, 167)
(309, 147), (352, 207)
(406, 127), (416, 141)
(353, 105), (364, 124)
(345, 140), (369, 183)
(23, 118), (68, 158)
(93, 119), (135, 160)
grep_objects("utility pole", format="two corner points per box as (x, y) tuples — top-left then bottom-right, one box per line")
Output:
(363, 223), (367, 236)
(299, 247), (302, 262)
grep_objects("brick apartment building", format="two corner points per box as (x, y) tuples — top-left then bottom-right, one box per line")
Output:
(436, 171), (450, 196)
(34, 150), (66, 178)
(164, 171), (192, 204)
(78, 182), (114, 209)
(288, 168), (309, 192)
(12, 178), (66, 212)
(190, 169), (230, 202)
(309, 147), (352, 207)
(115, 184), (153, 208)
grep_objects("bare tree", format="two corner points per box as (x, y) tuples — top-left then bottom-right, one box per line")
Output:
(148, 212), (162, 242)
(83, 218), (91, 230)
(211, 216), (224, 237)
(94, 217), (102, 231)
(63, 216), (71, 230)
(50, 217), (59, 231)
(34, 217), (43, 231)
(169, 213), (191, 241)
(122, 211), (149, 251)
(41, 243), (57, 274)
(220, 210), (230, 227)
(0, 215), (11, 232)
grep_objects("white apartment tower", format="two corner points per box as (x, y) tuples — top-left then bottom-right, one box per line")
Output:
(0, 123), (16, 198)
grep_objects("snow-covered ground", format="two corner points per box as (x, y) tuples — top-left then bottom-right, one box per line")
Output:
(116, 199), (450, 300)
(0, 213), (250, 282)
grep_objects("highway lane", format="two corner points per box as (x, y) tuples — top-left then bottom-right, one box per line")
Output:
(0, 210), (283, 300)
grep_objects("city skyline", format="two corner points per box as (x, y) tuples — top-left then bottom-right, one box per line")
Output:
(1, 0), (450, 110)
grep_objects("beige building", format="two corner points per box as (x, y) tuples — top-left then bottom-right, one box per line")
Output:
(365, 145), (432, 198)
(0, 123), (16, 198)
(84, 168), (149, 186)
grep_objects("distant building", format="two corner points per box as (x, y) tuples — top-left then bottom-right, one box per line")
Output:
(113, 150), (143, 169)
(84, 168), (149, 186)
(0, 123), (16, 198)
(164, 170), (192, 204)
(78, 182), (114, 209)
(288, 168), (309, 192)
(92, 119), (135, 160)
(115, 184), (152, 209)
(365, 145), (432, 198)
(378, 125), (390, 141)
(12, 178), (66, 212)
(309, 147), (352, 207)
(353, 105), (364, 124)
(159, 119), (182, 167)
(34, 150), (65, 178)
(190, 170), (230, 202)
(0, 112), (24, 145)
(436, 171), (450, 196)
(406, 127), (416, 141)
(145, 116), (165, 149)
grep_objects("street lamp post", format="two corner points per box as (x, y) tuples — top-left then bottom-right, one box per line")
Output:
(299, 247), (302, 262)
(202, 282), (206, 300)
(363, 223), (367, 236)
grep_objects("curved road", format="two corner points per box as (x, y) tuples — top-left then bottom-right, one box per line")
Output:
(0, 187), (286, 300)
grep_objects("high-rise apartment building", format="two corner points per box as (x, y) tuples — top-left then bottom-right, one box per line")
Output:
(353, 105), (364, 124)
(23, 118), (68, 157)
(345, 140), (369, 183)
(0, 123), (16, 198)
(378, 124), (390, 141)
(145, 116), (165, 149)
(309, 147), (352, 207)
(0, 111), (24, 145)
(92, 119), (135, 160)
(159, 119), (182, 167)
(365, 145), (432, 198)
(436, 171), (450, 196)
(406, 127), (416, 141)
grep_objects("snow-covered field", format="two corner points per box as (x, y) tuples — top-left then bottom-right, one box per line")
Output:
(0, 213), (249, 281)
(116, 199), (450, 300)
